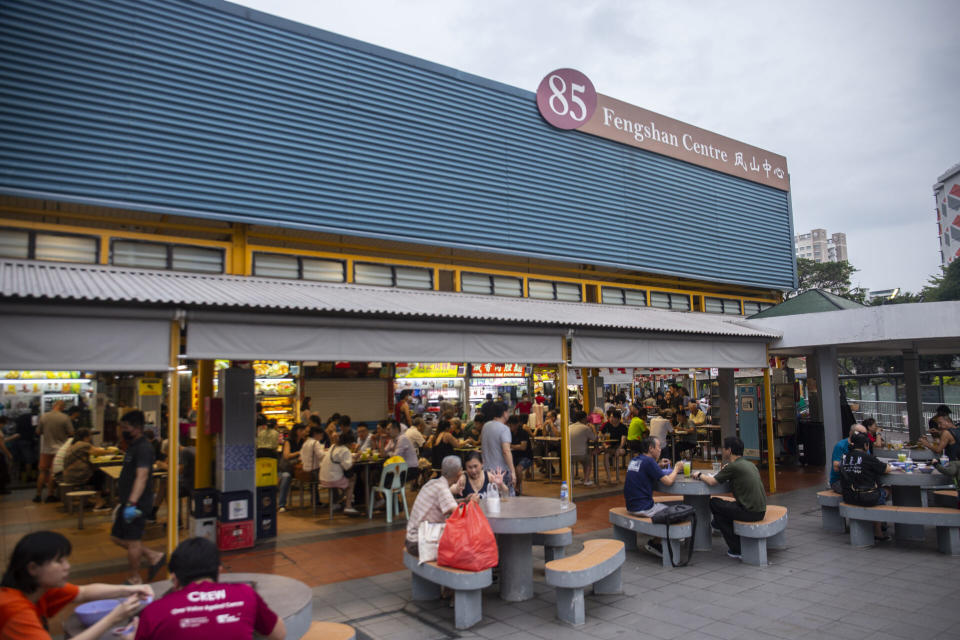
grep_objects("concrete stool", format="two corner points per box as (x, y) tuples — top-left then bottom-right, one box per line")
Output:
(402, 550), (491, 629)
(533, 527), (573, 562)
(816, 490), (844, 532)
(65, 491), (97, 529)
(302, 621), (356, 640)
(733, 505), (789, 566)
(544, 539), (625, 626)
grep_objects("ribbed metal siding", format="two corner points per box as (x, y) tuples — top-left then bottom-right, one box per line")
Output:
(0, 0), (796, 290)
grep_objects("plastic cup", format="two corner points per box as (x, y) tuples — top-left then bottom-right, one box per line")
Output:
(683, 461), (692, 476)
(712, 462), (721, 473)
(897, 453), (907, 462)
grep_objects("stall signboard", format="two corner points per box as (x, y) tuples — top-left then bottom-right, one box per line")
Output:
(536, 68), (789, 191)
(569, 368), (635, 384)
(471, 363), (527, 377)
(252, 361), (291, 379)
(138, 378), (163, 396)
(1, 370), (81, 380)
(395, 363), (464, 378)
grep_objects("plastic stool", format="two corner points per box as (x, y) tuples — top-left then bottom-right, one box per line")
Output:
(302, 621), (356, 640)
(65, 491), (96, 529)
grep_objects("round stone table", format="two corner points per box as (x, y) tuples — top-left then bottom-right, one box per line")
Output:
(482, 496), (577, 602)
(656, 476), (730, 551)
(64, 572), (312, 639)
(881, 468), (952, 542)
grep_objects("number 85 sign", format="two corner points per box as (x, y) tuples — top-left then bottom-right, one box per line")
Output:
(536, 68), (597, 130)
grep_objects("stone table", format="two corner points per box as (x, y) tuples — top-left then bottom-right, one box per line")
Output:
(656, 476), (731, 551)
(881, 468), (952, 542)
(482, 496), (577, 602)
(64, 572), (312, 639)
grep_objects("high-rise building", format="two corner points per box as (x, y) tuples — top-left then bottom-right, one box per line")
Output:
(794, 229), (848, 263)
(934, 162), (960, 267)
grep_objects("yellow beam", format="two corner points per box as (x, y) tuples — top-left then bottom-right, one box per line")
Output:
(195, 360), (214, 489)
(558, 338), (572, 498)
(763, 366), (776, 493)
(230, 224), (250, 275)
(166, 321), (181, 558)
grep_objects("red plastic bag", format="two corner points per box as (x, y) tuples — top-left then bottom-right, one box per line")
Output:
(437, 502), (499, 571)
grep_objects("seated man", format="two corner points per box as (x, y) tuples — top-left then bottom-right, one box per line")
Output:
(405, 456), (471, 556)
(919, 416), (959, 461)
(829, 424), (868, 493)
(568, 411), (596, 486)
(694, 436), (766, 559)
(624, 437), (680, 558)
(507, 416), (533, 495)
(133, 537), (285, 639)
(839, 431), (892, 541)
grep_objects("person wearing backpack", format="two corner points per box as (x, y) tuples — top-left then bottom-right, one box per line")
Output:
(623, 437), (680, 559)
(838, 431), (893, 541)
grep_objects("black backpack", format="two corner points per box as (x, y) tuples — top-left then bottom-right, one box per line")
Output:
(651, 504), (697, 567)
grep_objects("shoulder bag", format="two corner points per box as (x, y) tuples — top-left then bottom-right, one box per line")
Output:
(651, 503), (697, 567)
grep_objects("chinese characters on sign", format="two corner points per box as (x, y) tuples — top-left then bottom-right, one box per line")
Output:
(471, 363), (527, 377)
(395, 363), (463, 378)
(536, 70), (789, 192)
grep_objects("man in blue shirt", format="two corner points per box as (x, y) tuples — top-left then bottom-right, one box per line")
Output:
(623, 437), (680, 558)
(829, 424), (867, 493)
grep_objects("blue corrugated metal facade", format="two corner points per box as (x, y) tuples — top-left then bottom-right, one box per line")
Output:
(0, 0), (796, 290)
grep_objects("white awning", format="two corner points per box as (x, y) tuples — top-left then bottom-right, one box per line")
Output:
(0, 310), (172, 371)
(571, 335), (768, 369)
(187, 319), (564, 363)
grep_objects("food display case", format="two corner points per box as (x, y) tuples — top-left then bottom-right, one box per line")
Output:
(394, 363), (466, 413)
(254, 361), (298, 428)
(0, 370), (93, 416)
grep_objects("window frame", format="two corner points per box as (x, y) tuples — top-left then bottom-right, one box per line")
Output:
(600, 286), (647, 306)
(111, 238), (224, 274)
(252, 251), (345, 282)
(353, 261), (433, 290)
(527, 279), (583, 302)
(0, 227), (101, 263)
(459, 272), (523, 297)
(703, 296), (742, 315)
(649, 291), (691, 311)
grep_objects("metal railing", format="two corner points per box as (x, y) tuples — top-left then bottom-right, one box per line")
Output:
(852, 400), (960, 434)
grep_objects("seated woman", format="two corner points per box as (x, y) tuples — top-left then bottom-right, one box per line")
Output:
(427, 420), (459, 471)
(0, 531), (151, 639)
(318, 429), (358, 515)
(453, 451), (508, 500)
(61, 428), (112, 510)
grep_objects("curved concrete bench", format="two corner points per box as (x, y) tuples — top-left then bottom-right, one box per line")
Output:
(933, 489), (958, 508)
(402, 550), (492, 629)
(302, 621), (356, 640)
(838, 503), (960, 554)
(608, 507), (693, 569)
(544, 539), (625, 626)
(733, 505), (788, 566)
(533, 527), (573, 562)
(817, 490), (843, 533)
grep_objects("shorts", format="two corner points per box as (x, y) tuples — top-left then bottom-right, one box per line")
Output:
(516, 457), (533, 470)
(111, 505), (147, 541)
(38, 453), (55, 471)
(571, 454), (589, 465)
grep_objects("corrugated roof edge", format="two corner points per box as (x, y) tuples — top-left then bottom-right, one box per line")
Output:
(0, 260), (780, 339)
(188, 0), (533, 100)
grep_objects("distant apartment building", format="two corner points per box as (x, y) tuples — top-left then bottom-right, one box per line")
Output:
(868, 288), (900, 302)
(794, 229), (848, 263)
(934, 162), (960, 267)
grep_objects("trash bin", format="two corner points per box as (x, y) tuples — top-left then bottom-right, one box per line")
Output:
(797, 421), (825, 467)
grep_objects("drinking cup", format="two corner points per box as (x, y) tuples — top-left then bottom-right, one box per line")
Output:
(683, 461), (692, 476)
(897, 452), (907, 462)
(712, 462), (721, 473)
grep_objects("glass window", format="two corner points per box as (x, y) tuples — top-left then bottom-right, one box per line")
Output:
(704, 297), (740, 315)
(253, 253), (298, 279)
(0, 230), (29, 259)
(395, 266), (432, 289)
(172, 245), (223, 273)
(601, 287), (646, 306)
(528, 280), (556, 300)
(492, 275), (522, 297)
(36, 233), (97, 263)
(112, 241), (166, 269)
(744, 301), (774, 315)
(555, 282), (582, 302)
(301, 258), (344, 282)
(461, 273), (492, 295)
(650, 291), (691, 311)
(354, 263), (394, 286)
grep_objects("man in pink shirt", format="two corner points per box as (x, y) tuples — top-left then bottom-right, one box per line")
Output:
(133, 537), (285, 640)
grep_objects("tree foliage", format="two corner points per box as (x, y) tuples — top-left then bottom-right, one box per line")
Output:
(922, 259), (960, 302)
(793, 258), (866, 302)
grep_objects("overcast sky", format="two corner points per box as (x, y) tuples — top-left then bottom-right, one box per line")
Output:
(236, 0), (959, 293)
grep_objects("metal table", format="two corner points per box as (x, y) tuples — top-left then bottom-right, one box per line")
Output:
(880, 468), (951, 541)
(656, 476), (730, 551)
(482, 496), (577, 601)
(64, 572), (312, 639)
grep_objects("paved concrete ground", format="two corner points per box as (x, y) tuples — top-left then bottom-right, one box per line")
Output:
(309, 485), (960, 640)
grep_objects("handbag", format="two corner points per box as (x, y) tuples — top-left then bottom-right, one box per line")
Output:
(651, 504), (697, 567)
(417, 521), (445, 564)
(437, 502), (499, 571)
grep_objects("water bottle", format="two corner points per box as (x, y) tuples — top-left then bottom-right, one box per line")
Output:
(560, 481), (569, 510)
(941, 454), (950, 467)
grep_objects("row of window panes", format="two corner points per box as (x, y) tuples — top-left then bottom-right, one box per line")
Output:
(649, 292), (691, 311)
(252, 253), (432, 290)
(0, 229), (99, 263)
(528, 279), (582, 302)
(601, 287), (647, 306)
(704, 297), (741, 315)
(112, 240), (223, 273)
(743, 301), (774, 315)
(460, 272), (523, 297)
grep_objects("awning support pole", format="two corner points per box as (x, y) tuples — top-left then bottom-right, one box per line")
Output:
(763, 365), (776, 493)
(558, 337), (572, 499)
(166, 321), (181, 558)
(195, 360), (214, 489)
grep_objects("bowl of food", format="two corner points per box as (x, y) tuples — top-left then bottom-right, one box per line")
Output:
(75, 599), (118, 626)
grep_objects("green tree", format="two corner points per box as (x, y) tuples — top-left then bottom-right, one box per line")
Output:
(923, 259), (960, 302)
(793, 258), (866, 302)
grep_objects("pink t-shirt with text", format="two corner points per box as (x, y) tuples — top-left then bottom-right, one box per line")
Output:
(135, 582), (278, 640)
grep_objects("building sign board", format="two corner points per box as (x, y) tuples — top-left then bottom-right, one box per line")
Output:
(471, 363), (527, 377)
(395, 363), (464, 378)
(537, 69), (789, 191)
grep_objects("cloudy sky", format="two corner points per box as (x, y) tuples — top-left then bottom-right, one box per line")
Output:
(236, 0), (959, 293)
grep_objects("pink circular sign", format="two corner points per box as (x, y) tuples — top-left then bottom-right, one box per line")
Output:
(536, 68), (597, 130)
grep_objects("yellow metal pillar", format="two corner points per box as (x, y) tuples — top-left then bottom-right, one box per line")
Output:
(166, 322), (181, 557)
(230, 224), (250, 275)
(763, 366), (776, 493)
(195, 360), (214, 489)
(558, 338), (572, 498)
